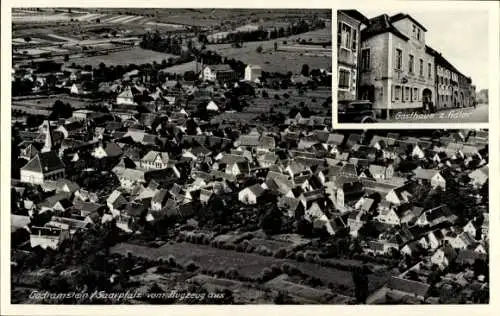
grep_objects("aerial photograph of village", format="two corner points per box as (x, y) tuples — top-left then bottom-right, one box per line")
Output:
(9, 8), (489, 305)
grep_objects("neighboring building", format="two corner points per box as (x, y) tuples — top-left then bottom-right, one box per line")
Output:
(337, 10), (369, 102)
(476, 89), (488, 104)
(469, 164), (488, 188)
(359, 13), (436, 117)
(427, 48), (459, 110)
(91, 142), (123, 159)
(30, 226), (70, 250)
(412, 167), (446, 190)
(140, 150), (169, 170)
(112, 166), (146, 191)
(70, 83), (90, 96)
(238, 183), (266, 205)
(72, 109), (95, 121)
(201, 64), (238, 83)
(470, 85), (476, 105)
(244, 64), (262, 82)
(206, 100), (219, 111)
(458, 76), (473, 108)
(116, 86), (136, 105)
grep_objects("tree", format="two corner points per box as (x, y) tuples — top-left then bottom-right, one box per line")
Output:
(301, 64), (310, 77)
(261, 206), (283, 235)
(256, 45), (263, 53)
(49, 100), (73, 120)
(24, 37), (31, 43)
(352, 266), (369, 304)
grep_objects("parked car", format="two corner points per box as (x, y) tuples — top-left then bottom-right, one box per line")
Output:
(338, 100), (377, 123)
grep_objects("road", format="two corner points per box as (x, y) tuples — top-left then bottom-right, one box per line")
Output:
(384, 103), (488, 123)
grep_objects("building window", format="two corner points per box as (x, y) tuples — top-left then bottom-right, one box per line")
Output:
(413, 87), (418, 101)
(409, 55), (414, 74)
(361, 48), (370, 71)
(352, 29), (357, 51)
(419, 59), (424, 76)
(338, 68), (350, 90)
(395, 49), (403, 70)
(340, 23), (352, 50)
(428, 63), (432, 79)
(417, 29), (421, 41)
(412, 25), (416, 37)
(405, 87), (410, 101)
(394, 85), (401, 101)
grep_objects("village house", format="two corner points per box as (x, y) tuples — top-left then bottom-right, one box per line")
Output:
(116, 86), (137, 105)
(106, 190), (128, 215)
(431, 245), (457, 270)
(337, 10), (369, 102)
(468, 164), (488, 188)
(412, 167), (446, 190)
(244, 64), (262, 82)
(91, 141), (123, 159)
(238, 184), (266, 205)
(30, 226), (70, 250)
(359, 13), (436, 118)
(415, 205), (457, 228)
(112, 166), (147, 191)
(139, 150), (169, 170)
(20, 121), (66, 185)
(201, 64), (238, 83)
(385, 185), (413, 205)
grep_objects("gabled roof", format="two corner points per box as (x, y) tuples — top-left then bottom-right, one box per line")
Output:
(124, 202), (146, 217)
(339, 9), (370, 25)
(152, 189), (169, 204)
(117, 86), (135, 99)
(327, 133), (344, 146)
(219, 153), (248, 165)
(104, 142), (123, 157)
(413, 167), (440, 180)
(21, 151), (65, 174)
(362, 14), (409, 41)
(242, 183), (266, 197)
(390, 13), (428, 31)
(141, 150), (169, 164)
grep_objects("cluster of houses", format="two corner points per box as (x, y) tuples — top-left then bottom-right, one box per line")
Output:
(10, 48), (487, 301)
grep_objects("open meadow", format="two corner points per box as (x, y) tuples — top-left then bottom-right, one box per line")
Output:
(207, 26), (332, 73)
(110, 241), (390, 296)
(65, 47), (176, 67)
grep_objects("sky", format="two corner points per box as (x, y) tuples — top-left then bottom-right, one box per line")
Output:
(359, 9), (489, 90)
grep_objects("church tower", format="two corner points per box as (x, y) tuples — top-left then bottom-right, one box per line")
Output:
(41, 120), (54, 153)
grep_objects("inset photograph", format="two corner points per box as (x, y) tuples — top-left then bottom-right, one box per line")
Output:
(336, 9), (489, 123)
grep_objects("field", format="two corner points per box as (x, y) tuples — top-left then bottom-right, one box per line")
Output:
(247, 87), (332, 117)
(110, 241), (390, 295)
(207, 27), (332, 74)
(65, 47), (176, 67)
(12, 95), (96, 109)
(161, 61), (203, 74)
